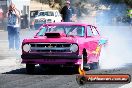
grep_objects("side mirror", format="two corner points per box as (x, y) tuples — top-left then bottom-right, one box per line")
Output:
(99, 39), (108, 45)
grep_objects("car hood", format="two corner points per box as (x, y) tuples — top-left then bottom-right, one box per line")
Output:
(23, 36), (80, 44)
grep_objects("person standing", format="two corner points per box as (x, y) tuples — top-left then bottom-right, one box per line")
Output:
(60, 0), (73, 22)
(7, 3), (20, 50)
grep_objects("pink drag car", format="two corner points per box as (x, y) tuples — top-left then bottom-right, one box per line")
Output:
(21, 22), (107, 74)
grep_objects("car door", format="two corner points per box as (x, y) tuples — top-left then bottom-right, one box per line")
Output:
(85, 25), (101, 51)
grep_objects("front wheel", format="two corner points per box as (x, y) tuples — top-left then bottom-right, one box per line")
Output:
(26, 64), (35, 74)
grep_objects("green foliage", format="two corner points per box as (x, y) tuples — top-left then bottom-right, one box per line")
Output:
(112, 0), (122, 3)
(33, 0), (63, 5)
(124, 0), (132, 7)
(100, 0), (123, 3)
(33, 0), (132, 7)
(31, 0), (49, 4)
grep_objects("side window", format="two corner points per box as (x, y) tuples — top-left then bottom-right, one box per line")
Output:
(87, 26), (93, 36)
(77, 26), (85, 36)
(91, 26), (99, 36)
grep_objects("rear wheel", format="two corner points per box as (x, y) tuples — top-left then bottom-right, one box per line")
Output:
(90, 62), (99, 70)
(26, 64), (35, 74)
(82, 49), (90, 71)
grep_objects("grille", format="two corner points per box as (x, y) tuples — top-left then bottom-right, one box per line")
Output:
(30, 43), (71, 53)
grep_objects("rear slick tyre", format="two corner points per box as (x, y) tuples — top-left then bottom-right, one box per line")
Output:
(82, 49), (90, 71)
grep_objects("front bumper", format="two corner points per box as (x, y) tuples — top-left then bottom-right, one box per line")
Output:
(21, 53), (81, 59)
(21, 53), (82, 65)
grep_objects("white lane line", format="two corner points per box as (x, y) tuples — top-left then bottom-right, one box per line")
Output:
(0, 58), (24, 73)
(119, 82), (132, 88)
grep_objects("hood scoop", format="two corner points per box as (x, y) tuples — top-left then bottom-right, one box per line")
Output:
(45, 32), (63, 38)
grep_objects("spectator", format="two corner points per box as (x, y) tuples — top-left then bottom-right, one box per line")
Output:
(60, 0), (73, 22)
(6, 3), (20, 50)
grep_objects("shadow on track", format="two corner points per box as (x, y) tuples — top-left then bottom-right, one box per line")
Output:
(2, 67), (79, 75)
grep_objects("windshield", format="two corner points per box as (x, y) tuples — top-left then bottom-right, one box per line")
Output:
(37, 25), (85, 37)
(38, 11), (54, 16)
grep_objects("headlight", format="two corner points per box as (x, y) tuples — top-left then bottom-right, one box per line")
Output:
(23, 44), (31, 52)
(70, 44), (78, 52)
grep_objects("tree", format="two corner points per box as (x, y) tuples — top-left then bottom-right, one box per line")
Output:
(124, 0), (132, 7)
